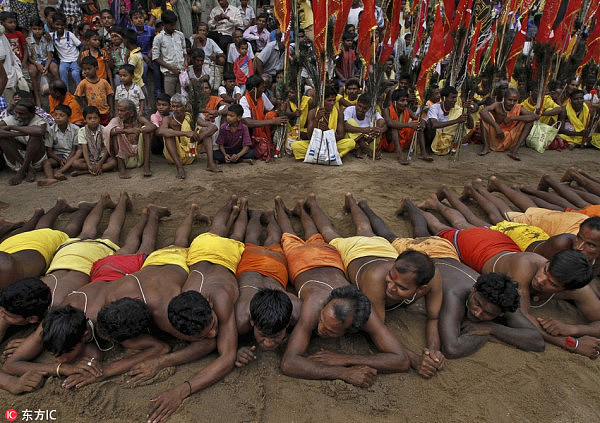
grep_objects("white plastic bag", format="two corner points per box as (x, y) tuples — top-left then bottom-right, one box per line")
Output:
(303, 128), (342, 165)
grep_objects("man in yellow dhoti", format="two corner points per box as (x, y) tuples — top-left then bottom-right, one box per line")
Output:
(521, 82), (561, 125)
(480, 88), (538, 161)
(558, 90), (591, 147)
(156, 94), (218, 179)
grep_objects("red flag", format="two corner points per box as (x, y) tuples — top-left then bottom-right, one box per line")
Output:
(416, 6), (447, 99)
(577, 19), (600, 73)
(273, 0), (292, 36)
(536, 0), (562, 44)
(586, 0), (600, 22)
(357, 0), (377, 68)
(451, 0), (468, 33)
(333, 0), (352, 55)
(466, 21), (482, 75)
(442, 0), (454, 29)
(505, 12), (529, 80)
(412, 0), (428, 59)
(312, 0), (328, 58)
(553, 0), (583, 52)
(380, 0), (403, 62)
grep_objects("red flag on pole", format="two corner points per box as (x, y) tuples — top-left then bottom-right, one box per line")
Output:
(536, 0), (562, 44)
(312, 0), (328, 58)
(380, 0), (403, 62)
(273, 0), (292, 36)
(466, 21), (482, 75)
(577, 19), (600, 73)
(333, 0), (353, 55)
(416, 6), (447, 99)
(357, 0), (378, 67)
(505, 12), (529, 80)
(412, 0), (428, 59)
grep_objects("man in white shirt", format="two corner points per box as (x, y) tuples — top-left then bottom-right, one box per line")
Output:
(209, 0), (243, 52)
(343, 93), (387, 158)
(240, 75), (287, 143)
(152, 11), (188, 96)
(255, 30), (289, 78)
(0, 30), (18, 105)
(243, 13), (270, 52)
(227, 28), (254, 73)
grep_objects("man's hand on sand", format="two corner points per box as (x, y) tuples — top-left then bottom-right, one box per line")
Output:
(148, 386), (186, 423)
(574, 336), (600, 359)
(9, 371), (46, 395)
(235, 345), (257, 367)
(2, 338), (24, 358)
(308, 349), (349, 367)
(127, 357), (162, 386)
(343, 365), (377, 388)
(537, 317), (576, 337)
(62, 371), (103, 389)
(416, 349), (445, 379)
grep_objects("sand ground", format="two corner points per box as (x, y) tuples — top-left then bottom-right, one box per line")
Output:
(0, 144), (599, 423)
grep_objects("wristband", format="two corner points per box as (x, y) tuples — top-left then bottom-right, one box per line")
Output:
(56, 363), (62, 377)
(564, 336), (577, 351)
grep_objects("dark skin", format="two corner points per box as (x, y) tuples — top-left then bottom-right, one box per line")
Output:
(343, 101), (387, 159)
(275, 195), (410, 388)
(558, 93), (590, 146)
(234, 210), (301, 366)
(309, 193), (443, 378)
(153, 21), (189, 75)
(146, 196), (245, 423)
(241, 83), (288, 129)
(306, 95), (344, 140)
(382, 96), (430, 164)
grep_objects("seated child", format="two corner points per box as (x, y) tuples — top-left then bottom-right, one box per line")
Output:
(214, 104), (254, 165)
(71, 105), (117, 176)
(115, 64), (145, 114)
(218, 72), (242, 104)
(75, 56), (114, 125)
(37, 105), (80, 186)
(150, 93), (171, 154)
(188, 48), (211, 85)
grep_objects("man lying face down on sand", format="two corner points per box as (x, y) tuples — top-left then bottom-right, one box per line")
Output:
(234, 209), (301, 367)
(304, 193), (443, 378)
(274, 195), (413, 388)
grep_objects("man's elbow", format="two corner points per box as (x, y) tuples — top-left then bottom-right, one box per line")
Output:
(525, 333), (545, 352)
(441, 343), (466, 359)
(279, 354), (295, 376)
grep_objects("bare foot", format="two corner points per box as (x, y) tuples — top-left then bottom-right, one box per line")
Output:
(507, 151), (521, 161)
(459, 184), (474, 201)
(249, 209), (263, 221)
(228, 206), (240, 227)
(560, 167), (577, 183)
(70, 170), (88, 177)
(119, 169), (131, 179)
(100, 192), (117, 209)
(143, 167), (152, 177)
(436, 185), (448, 201)
(417, 193), (442, 210)
(119, 191), (133, 211)
(343, 193), (356, 213)
(274, 196), (291, 217)
(190, 203), (210, 225)
(77, 201), (98, 210)
(0, 218), (24, 235)
(238, 198), (248, 216)
(479, 147), (491, 156)
(54, 172), (67, 181)
(304, 193), (318, 212)
(354, 149), (365, 159)
(291, 200), (305, 217)
(176, 167), (186, 180)
(8, 172), (26, 186)
(260, 209), (275, 226)
(487, 175), (500, 192)
(394, 197), (411, 217)
(147, 204), (171, 220)
(418, 155), (434, 162)
(206, 164), (222, 173)
(243, 159), (254, 165)
(25, 167), (36, 183)
(55, 197), (78, 214)
(357, 198), (369, 212)
(37, 178), (59, 187)
(26, 207), (45, 223)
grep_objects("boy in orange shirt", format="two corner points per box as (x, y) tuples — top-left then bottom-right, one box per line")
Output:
(75, 56), (114, 125)
(80, 30), (112, 86)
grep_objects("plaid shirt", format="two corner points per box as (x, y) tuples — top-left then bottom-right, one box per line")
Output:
(57, 0), (81, 17)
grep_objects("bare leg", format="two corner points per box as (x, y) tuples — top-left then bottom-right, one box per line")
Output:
(460, 183), (504, 224)
(437, 185), (490, 227)
(6, 208), (44, 235)
(61, 202), (96, 237)
(561, 169), (600, 196)
(344, 193), (375, 237)
(173, 204), (206, 247)
(470, 181), (513, 223)
(100, 192), (133, 244)
(402, 198), (452, 234)
(204, 137), (222, 173)
(395, 197), (431, 237)
(209, 195), (239, 236)
(519, 184), (576, 209)
(573, 169), (600, 185)
(418, 194), (476, 229)
(164, 137), (186, 179)
(488, 175), (537, 211)
(538, 174), (589, 208)
(35, 198), (78, 229)
(118, 209), (150, 255)
(244, 209), (263, 245)
(274, 196), (296, 235)
(304, 193), (340, 242)
(0, 217), (25, 239)
(263, 210), (282, 246)
(507, 120), (534, 161)
(78, 193), (117, 238)
(230, 198), (248, 241)
(358, 199), (397, 242)
(136, 205), (171, 254)
(479, 123), (491, 156)
(295, 200), (319, 239)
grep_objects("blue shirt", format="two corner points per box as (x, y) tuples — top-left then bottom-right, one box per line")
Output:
(129, 24), (155, 57)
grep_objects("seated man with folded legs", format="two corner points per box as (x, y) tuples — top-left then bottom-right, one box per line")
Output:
(2, 205), (201, 392)
(234, 209), (301, 367)
(307, 193), (442, 378)
(343, 93), (387, 159)
(146, 196), (247, 423)
(413, 198), (600, 358)
(275, 195), (411, 388)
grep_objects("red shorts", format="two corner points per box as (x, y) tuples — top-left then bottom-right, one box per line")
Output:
(437, 227), (521, 273)
(90, 253), (146, 282)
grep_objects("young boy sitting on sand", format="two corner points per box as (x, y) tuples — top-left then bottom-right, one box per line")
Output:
(214, 104), (254, 165)
(70, 106), (117, 176)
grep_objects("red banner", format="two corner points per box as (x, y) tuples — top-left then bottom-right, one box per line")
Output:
(312, 0), (327, 58)
(506, 12), (528, 80)
(380, 0), (403, 62)
(416, 6), (447, 99)
(357, 0), (378, 68)
(466, 21), (482, 75)
(273, 0), (292, 36)
(578, 19), (600, 73)
(332, 0), (352, 55)
(536, 0), (562, 44)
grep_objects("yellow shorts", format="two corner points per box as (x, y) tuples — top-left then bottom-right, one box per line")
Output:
(187, 232), (245, 274)
(490, 221), (550, 251)
(391, 236), (460, 261)
(143, 245), (189, 273)
(506, 207), (586, 236)
(329, 236), (398, 269)
(0, 228), (68, 268)
(46, 238), (120, 276)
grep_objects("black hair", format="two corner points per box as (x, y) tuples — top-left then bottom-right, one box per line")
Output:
(0, 278), (51, 320)
(345, 78), (360, 88)
(344, 24), (355, 31)
(324, 85), (337, 99)
(394, 250), (435, 287)
(31, 19), (44, 28)
(50, 79), (68, 95)
(191, 48), (205, 59)
(548, 249), (593, 290)
(130, 8), (145, 18)
(44, 6), (57, 17)
(581, 217), (600, 232)
(156, 93), (171, 103)
(0, 11), (16, 22)
(96, 298), (152, 342)
(246, 75), (264, 91)
(54, 104), (72, 116)
(168, 291), (213, 336)
(81, 55), (98, 67)
(236, 39), (249, 48)
(342, 32), (354, 41)
(41, 305), (87, 357)
(392, 89), (409, 101)
(399, 73), (411, 82)
(124, 29), (138, 46)
(119, 63), (135, 76)
(527, 80), (538, 93)
(109, 25), (124, 36)
(570, 89), (585, 99)
(475, 273), (520, 313)
(257, 13), (269, 21)
(83, 29), (99, 40)
(52, 13), (67, 25)
(83, 105), (100, 118)
(357, 92), (372, 105)
(228, 103), (243, 116)
(441, 86), (458, 97)
(327, 286), (371, 332)
(161, 10), (178, 25)
(100, 9), (113, 16)
(16, 99), (35, 114)
(223, 71), (236, 81)
(250, 289), (292, 335)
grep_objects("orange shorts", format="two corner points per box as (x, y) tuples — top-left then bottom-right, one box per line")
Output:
(566, 205), (600, 218)
(281, 233), (345, 281)
(236, 243), (289, 288)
